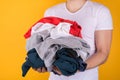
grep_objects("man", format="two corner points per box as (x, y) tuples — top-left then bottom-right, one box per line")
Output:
(34, 0), (113, 80)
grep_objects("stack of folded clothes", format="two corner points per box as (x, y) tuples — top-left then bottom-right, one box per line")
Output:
(22, 16), (90, 77)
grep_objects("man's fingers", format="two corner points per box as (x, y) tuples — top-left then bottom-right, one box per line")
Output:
(41, 67), (47, 73)
(32, 67), (47, 73)
(52, 66), (62, 75)
(37, 68), (42, 72)
(32, 68), (37, 71)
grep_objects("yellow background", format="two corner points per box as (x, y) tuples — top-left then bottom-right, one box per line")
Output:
(0, 0), (120, 80)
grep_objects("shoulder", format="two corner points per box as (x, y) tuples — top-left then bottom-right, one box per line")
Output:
(86, 1), (111, 18)
(89, 1), (113, 30)
(44, 3), (65, 17)
(88, 1), (111, 13)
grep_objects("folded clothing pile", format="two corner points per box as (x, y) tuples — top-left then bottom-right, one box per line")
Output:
(22, 16), (90, 77)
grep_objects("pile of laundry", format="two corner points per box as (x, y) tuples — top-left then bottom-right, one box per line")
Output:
(21, 16), (90, 77)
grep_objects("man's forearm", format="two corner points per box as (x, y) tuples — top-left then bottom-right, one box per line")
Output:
(85, 51), (109, 70)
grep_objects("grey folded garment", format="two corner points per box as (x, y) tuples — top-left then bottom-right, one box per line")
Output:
(26, 30), (50, 51)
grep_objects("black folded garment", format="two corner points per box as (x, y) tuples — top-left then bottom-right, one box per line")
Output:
(53, 48), (87, 76)
(22, 48), (45, 77)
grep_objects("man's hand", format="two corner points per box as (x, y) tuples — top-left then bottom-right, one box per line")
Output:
(52, 66), (80, 76)
(33, 67), (47, 73)
(52, 65), (62, 75)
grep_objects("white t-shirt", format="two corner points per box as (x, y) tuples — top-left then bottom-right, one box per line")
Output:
(44, 1), (113, 80)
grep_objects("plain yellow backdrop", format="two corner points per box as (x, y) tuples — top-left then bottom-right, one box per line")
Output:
(0, 0), (120, 80)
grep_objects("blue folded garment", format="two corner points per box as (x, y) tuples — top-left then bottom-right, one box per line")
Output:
(22, 48), (45, 77)
(53, 48), (87, 76)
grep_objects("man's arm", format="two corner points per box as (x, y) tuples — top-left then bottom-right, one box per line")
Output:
(85, 30), (113, 70)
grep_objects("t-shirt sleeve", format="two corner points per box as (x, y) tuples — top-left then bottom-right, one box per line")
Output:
(95, 6), (113, 30)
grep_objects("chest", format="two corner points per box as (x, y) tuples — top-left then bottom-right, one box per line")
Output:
(55, 13), (97, 38)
